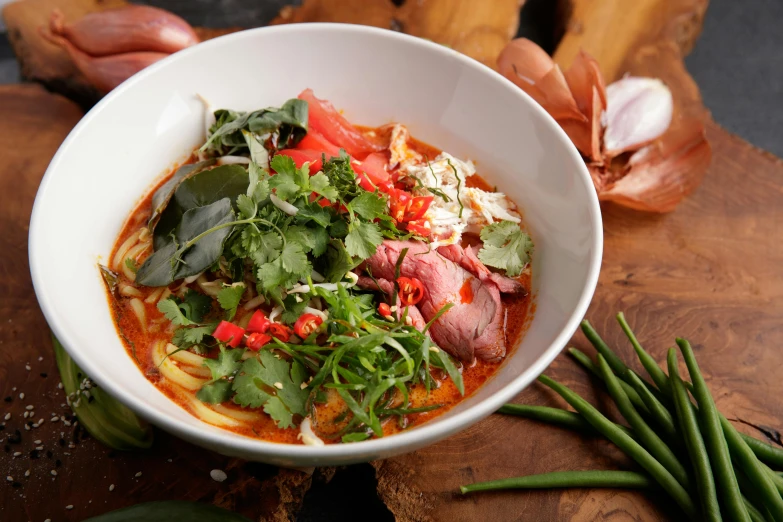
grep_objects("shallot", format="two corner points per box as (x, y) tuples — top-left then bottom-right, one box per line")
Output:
(48, 6), (198, 56)
(498, 37), (710, 213)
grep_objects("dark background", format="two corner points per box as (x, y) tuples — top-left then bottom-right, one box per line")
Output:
(0, 0), (779, 519)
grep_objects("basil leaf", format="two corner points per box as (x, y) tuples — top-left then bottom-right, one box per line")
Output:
(84, 501), (251, 522)
(154, 165), (249, 249)
(148, 160), (216, 231)
(137, 199), (236, 286)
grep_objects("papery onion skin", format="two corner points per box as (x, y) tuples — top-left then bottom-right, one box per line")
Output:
(49, 6), (199, 57)
(41, 28), (167, 93)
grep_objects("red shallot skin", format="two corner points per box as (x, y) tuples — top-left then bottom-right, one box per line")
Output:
(41, 28), (168, 93)
(49, 6), (199, 57)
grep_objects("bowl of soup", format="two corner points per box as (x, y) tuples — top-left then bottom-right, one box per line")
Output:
(29, 23), (602, 466)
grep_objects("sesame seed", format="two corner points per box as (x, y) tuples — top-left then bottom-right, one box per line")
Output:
(167, 459), (172, 463)
(31, 424), (38, 429)
(50, 417), (59, 422)
(6, 476), (12, 482)
(37, 419), (44, 426)
(13, 452), (21, 457)
(58, 383), (63, 390)
(34, 440), (41, 444)
(66, 505), (73, 510)
(44, 519), (51, 522)
(50, 470), (57, 476)
(429, 346), (440, 353)
(62, 421), (71, 427)
(24, 425), (30, 431)
(18, 393), (24, 400)
(134, 471), (142, 478)
(300, 382), (308, 390)
(25, 365), (31, 371)
(3, 413), (9, 421)
(24, 470), (30, 477)
(109, 484), (115, 491)
(38, 357), (43, 362)
(23, 412), (29, 419)
(274, 382), (284, 390)
(210, 469), (227, 482)
(36, 446), (43, 451)
(25, 405), (33, 411)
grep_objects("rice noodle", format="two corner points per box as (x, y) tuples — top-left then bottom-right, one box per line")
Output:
(144, 287), (165, 304)
(242, 295), (265, 311)
(120, 284), (143, 298)
(166, 343), (206, 367)
(152, 341), (206, 391)
(112, 230), (141, 270)
(211, 404), (262, 422)
(129, 298), (146, 332)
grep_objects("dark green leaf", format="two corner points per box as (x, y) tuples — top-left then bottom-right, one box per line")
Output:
(345, 221), (383, 260)
(148, 160), (216, 231)
(350, 191), (387, 221)
(195, 380), (234, 404)
(217, 284), (245, 320)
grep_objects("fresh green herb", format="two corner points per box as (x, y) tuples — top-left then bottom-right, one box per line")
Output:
(345, 221), (383, 259)
(477, 221), (534, 277)
(322, 152), (361, 201)
(447, 158), (464, 218)
(217, 283), (246, 320)
(124, 258), (138, 273)
(157, 291), (212, 326)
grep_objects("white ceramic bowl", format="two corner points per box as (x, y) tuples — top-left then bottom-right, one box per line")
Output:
(29, 24), (602, 467)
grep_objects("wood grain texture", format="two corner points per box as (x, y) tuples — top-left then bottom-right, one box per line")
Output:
(0, 84), (331, 522)
(272, 0), (525, 68)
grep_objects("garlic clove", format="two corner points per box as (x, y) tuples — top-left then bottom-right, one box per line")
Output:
(603, 76), (674, 157)
(599, 117), (711, 212)
(498, 38), (584, 122)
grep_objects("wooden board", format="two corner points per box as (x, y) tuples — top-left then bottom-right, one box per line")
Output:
(1, 0), (783, 521)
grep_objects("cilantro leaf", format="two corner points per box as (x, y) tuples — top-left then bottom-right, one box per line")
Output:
(296, 202), (332, 228)
(285, 225), (329, 257)
(263, 396), (294, 428)
(247, 161), (271, 203)
(322, 152), (360, 200)
(269, 170), (300, 200)
(196, 380), (234, 404)
(345, 221), (383, 260)
(204, 347), (245, 381)
(279, 242), (310, 275)
(157, 292), (211, 326)
(217, 283), (245, 320)
(237, 194), (256, 219)
(181, 325), (215, 346)
(477, 221), (534, 277)
(350, 191), (387, 221)
(309, 172), (338, 202)
(249, 231), (283, 265)
(281, 294), (308, 324)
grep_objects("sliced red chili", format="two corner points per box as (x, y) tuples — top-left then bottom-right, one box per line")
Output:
(403, 196), (433, 221)
(246, 310), (271, 334)
(245, 332), (272, 351)
(378, 302), (392, 318)
(396, 277), (424, 306)
(405, 219), (431, 237)
(389, 189), (412, 222)
(268, 323), (292, 342)
(293, 313), (323, 339)
(212, 321), (245, 348)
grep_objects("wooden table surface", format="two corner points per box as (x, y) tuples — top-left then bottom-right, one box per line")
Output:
(2, 1), (783, 521)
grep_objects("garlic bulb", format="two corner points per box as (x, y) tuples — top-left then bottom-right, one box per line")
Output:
(603, 77), (673, 157)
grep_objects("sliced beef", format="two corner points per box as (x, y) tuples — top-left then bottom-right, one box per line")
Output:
(437, 244), (525, 294)
(356, 276), (426, 330)
(362, 240), (506, 362)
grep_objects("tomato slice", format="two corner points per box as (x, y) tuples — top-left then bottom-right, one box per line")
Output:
(298, 89), (382, 159)
(293, 313), (323, 338)
(296, 129), (343, 158)
(245, 332), (272, 351)
(404, 196), (433, 221)
(406, 219), (432, 237)
(352, 152), (390, 187)
(246, 310), (271, 334)
(212, 321), (245, 348)
(268, 323), (292, 342)
(276, 149), (323, 173)
(397, 277), (425, 306)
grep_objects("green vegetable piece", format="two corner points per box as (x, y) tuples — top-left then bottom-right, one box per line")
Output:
(345, 221), (383, 260)
(538, 374), (697, 519)
(217, 283), (246, 320)
(52, 335), (153, 451)
(137, 198), (236, 287)
(460, 470), (653, 494)
(195, 380), (234, 404)
(617, 312), (671, 393)
(667, 348), (721, 522)
(349, 191), (387, 221)
(625, 370), (678, 442)
(676, 338), (751, 522)
(497, 404), (636, 439)
(84, 500), (251, 522)
(148, 159), (216, 232)
(477, 220), (533, 277)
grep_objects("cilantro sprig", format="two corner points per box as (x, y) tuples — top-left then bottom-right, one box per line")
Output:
(477, 221), (534, 277)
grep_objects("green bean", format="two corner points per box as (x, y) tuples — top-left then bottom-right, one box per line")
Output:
(567, 348), (651, 416)
(677, 338), (751, 522)
(617, 313), (671, 394)
(497, 404), (636, 439)
(763, 465), (783, 495)
(626, 370), (679, 442)
(668, 348), (721, 522)
(598, 355), (691, 489)
(744, 499), (771, 522)
(737, 471), (775, 522)
(538, 374), (698, 519)
(460, 470), (653, 494)
(581, 320), (633, 378)
(740, 434), (783, 470)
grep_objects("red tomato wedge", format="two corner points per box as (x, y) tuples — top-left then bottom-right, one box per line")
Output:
(298, 89), (383, 159)
(276, 149), (324, 173)
(296, 129), (343, 158)
(353, 152), (390, 187)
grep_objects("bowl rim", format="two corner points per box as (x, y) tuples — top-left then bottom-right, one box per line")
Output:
(29, 22), (603, 461)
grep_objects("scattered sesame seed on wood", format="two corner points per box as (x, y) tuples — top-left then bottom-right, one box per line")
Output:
(210, 469), (228, 482)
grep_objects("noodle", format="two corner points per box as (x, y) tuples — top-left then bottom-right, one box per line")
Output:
(120, 284), (143, 298)
(243, 295), (265, 311)
(144, 287), (165, 304)
(112, 230), (141, 270)
(187, 397), (243, 428)
(152, 341), (206, 391)
(211, 404), (262, 422)
(129, 298), (146, 332)
(166, 343), (207, 367)
(181, 366), (212, 378)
